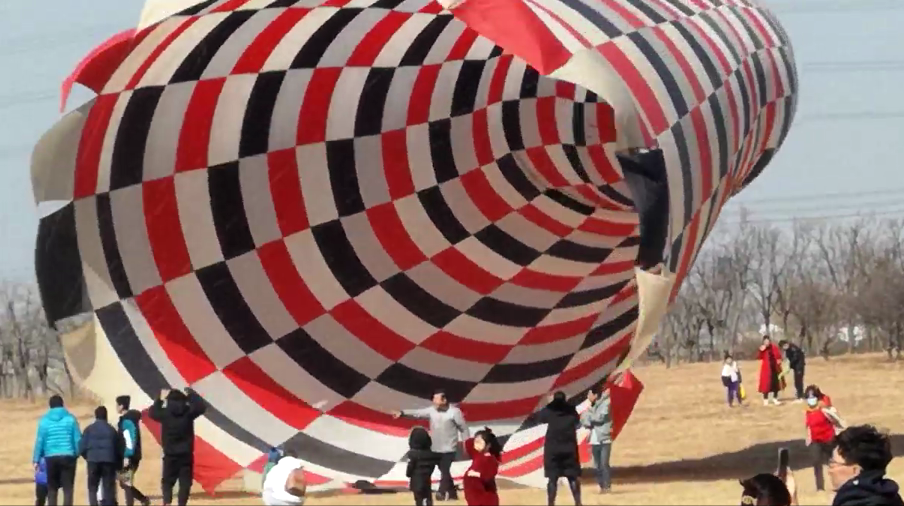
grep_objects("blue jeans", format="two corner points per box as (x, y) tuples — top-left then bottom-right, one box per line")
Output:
(590, 443), (612, 490)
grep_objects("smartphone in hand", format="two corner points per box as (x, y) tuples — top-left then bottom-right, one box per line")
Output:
(777, 447), (790, 481)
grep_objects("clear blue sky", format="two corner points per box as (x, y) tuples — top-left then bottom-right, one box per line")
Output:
(1, 0), (902, 282)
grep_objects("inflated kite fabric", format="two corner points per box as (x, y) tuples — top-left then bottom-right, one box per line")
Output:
(32, 0), (797, 492)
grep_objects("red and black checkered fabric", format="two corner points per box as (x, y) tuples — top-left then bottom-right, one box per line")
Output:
(31, 0), (797, 491)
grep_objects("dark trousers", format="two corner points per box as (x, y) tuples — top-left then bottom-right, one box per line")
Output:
(45, 456), (77, 506)
(87, 462), (117, 506)
(591, 443), (612, 490)
(436, 452), (457, 499)
(726, 381), (742, 405)
(546, 476), (581, 506)
(162, 454), (193, 506)
(413, 488), (434, 506)
(121, 459), (148, 506)
(793, 367), (805, 399)
(811, 441), (833, 491)
(36, 483), (48, 506)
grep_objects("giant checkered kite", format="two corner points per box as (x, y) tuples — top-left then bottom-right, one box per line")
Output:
(31, 0), (797, 492)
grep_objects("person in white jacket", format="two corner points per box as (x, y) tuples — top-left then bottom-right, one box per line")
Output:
(262, 451), (306, 506)
(721, 354), (743, 407)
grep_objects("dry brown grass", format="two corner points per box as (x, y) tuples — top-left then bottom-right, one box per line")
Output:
(1, 354), (901, 505)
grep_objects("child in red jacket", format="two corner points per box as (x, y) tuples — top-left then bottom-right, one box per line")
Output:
(463, 428), (502, 506)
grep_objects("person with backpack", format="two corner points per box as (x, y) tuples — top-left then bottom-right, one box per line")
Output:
(116, 395), (149, 506)
(79, 406), (123, 506)
(149, 388), (207, 506)
(33, 395), (82, 506)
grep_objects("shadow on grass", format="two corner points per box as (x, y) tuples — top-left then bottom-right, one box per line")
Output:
(602, 435), (904, 485)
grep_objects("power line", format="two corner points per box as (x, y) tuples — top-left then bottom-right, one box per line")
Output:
(767, 0), (904, 14)
(0, 92), (57, 112)
(798, 111), (904, 122)
(801, 61), (904, 73)
(722, 199), (904, 218)
(719, 208), (904, 225)
(726, 187), (904, 205)
(2, 25), (126, 57)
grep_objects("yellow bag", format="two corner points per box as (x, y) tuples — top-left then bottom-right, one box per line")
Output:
(739, 383), (747, 401)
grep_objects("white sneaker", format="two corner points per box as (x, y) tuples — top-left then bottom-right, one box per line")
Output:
(771, 398), (782, 405)
(763, 399), (769, 406)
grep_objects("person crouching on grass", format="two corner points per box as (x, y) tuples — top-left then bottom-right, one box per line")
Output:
(261, 449), (306, 506)
(463, 428), (502, 506)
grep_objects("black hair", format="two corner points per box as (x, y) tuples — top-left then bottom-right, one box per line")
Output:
(49, 395), (63, 409)
(433, 389), (447, 399)
(409, 426), (433, 451)
(95, 405), (108, 420)
(588, 384), (602, 396)
(762, 335), (771, 342)
(834, 425), (893, 472)
(778, 340), (789, 347)
(116, 395), (131, 410)
(474, 427), (503, 460)
(553, 391), (567, 402)
(739, 473), (791, 506)
(804, 384), (823, 399)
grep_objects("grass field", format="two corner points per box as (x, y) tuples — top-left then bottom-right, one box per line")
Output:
(1, 354), (901, 505)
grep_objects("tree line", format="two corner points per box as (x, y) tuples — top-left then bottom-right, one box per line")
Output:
(652, 215), (904, 367)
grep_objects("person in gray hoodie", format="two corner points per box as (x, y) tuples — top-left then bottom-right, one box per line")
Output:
(580, 386), (613, 493)
(393, 390), (469, 501)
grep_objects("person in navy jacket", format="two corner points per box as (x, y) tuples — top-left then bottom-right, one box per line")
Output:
(79, 406), (123, 506)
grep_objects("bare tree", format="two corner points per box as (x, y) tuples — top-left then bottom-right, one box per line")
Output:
(747, 224), (797, 335)
(0, 282), (67, 400)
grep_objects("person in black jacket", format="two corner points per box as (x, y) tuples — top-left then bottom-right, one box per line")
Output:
(779, 340), (806, 400)
(149, 388), (207, 506)
(79, 406), (123, 506)
(829, 425), (904, 506)
(537, 391), (582, 506)
(407, 427), (441, 506)
(116, 395), (149, 506)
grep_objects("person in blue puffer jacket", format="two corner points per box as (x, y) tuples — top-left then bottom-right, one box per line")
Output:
(35, 457), (48, 506)
(33, 395), (82, 506)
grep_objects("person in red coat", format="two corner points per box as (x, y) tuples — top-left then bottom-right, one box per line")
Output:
(463, 428), (501, 506)
(758, 335), (785, 406)
(805, 385), (844, 491)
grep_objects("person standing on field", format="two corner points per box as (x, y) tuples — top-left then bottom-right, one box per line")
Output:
(149, 388), (207, 506)
(33, 395), (81, 506)
(393, 390), (470, 502)
(581, 386), (613, 494)
(79, 406), (122, 506)
(779, 340), (806, 401)
(116, 395), (149, 506)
